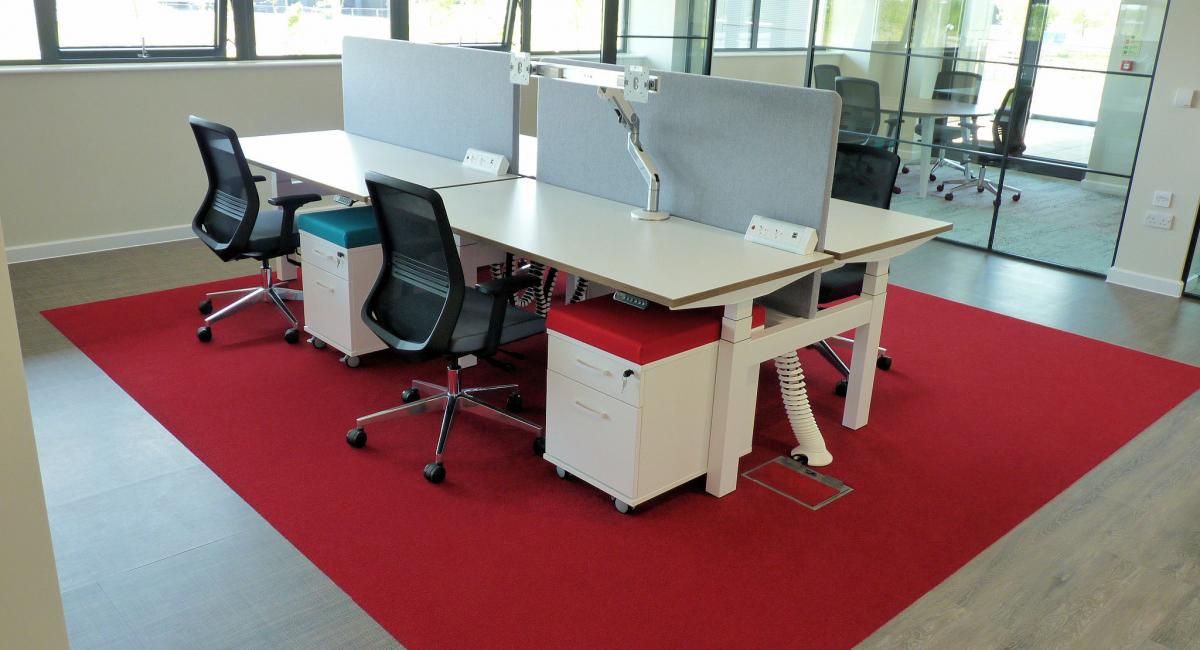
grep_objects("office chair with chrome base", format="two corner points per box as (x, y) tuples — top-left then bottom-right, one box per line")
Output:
(189, 116), (321, 344)
(344, 172), (546, 484)
(939, 88), (1026, 204)
(817, 142), (900, 396)
(919, 70), (984, 183)
(834, 77), (902, 195)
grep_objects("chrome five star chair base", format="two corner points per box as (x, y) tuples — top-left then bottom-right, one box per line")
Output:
(196, 260), (304, 344)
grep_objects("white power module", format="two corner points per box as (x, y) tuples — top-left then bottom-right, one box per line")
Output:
(463, 149), (510, 176)
(744, 215), (819, 255)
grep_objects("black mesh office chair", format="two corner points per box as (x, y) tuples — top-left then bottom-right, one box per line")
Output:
(813, 64), (841, 91)
(923, 70), (984, 182)
(817, 143), (900, 396)
(939, 88), (1026, 204)
(189, 116), (321, 344)
(835, 77), (883, 146)
(344, 172), (546, 484)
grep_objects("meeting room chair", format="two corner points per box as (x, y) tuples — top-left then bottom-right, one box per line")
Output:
(189, 116), (321, 344)
(344, 172), (546, 484)
(921, 70), (984, 183)
(813, 64), (841, 91)
(939, 88), (1026, 204)
(817, 142), (900, 395)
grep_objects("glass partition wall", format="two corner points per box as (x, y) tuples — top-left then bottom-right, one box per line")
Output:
(774, 0), (1169, 276)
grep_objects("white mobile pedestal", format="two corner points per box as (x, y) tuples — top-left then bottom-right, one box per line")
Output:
(297, 208), (387, 367)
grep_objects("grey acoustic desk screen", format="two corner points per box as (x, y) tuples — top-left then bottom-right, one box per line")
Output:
(536, 62), (840, 316)
(342, 37), (519, 166)
(536, 61), (840, 239)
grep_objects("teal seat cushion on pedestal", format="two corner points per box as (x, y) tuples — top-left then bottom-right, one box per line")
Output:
(297, 206), (381, 249)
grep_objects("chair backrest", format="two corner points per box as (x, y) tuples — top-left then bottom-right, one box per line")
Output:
(831, 143), (901, 210)
(992, 88), (1031, 156)
(188, 116), (260, 261)
(932, 70), (983, 104)
(813, 64), (841, 91)
(361, 172), (466, 355)
(834, 77), (882, 145)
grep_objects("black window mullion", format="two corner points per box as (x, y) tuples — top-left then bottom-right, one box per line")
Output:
(749, 0), (762, 49)
(33, 0), (60, 63)
(703, 0), (718, 75)
(392, 0), (409, 41)
(601, 0), (619, 64)
(230, 0), (255, 58)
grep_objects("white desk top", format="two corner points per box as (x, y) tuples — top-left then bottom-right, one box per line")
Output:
(824, 198), (952, 260)
(438, 178), (832, 309)
(240, 130), (518, 201)
(880, 96), (990, 118)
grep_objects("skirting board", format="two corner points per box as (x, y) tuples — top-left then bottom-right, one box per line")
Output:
(1106, 265), (1184, 297)
(4, 224), (192, 264)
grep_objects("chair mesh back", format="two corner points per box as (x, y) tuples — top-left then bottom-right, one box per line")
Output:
(363, 177), (465, 352)
(835, 77), (881, 143)
(932, 70), (982, 104)
(831, 143), (901, 210)
(813, 64), (841, 91)
(190, 119), (257, 248)
(993, 88), (1030, 156)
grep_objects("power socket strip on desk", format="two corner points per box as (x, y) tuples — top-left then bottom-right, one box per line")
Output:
(744, 215), (819, 256)
(463, 149), (510, 176)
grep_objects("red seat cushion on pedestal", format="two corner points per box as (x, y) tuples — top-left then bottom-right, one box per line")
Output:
(547, 298), (766, 365)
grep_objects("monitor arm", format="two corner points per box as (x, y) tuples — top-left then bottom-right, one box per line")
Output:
(597, 87), (667, 221)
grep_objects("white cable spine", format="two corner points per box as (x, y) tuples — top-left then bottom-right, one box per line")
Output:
(774, 351), (832, 466)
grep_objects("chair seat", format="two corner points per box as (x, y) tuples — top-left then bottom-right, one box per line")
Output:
(447, 289), (546, 354)
(244, 209), (300, 257)
(819, 263), (867, 304)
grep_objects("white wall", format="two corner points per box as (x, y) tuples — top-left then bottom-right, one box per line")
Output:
(0, 220), (69, 649)
(0, 61), (342, 260)
(1109, 0), (1200, 296)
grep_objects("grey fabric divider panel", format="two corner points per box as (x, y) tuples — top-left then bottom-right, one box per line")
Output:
(536, 60), (839, 239)
(342, 37), (519, 166)
(536, 60), (839, 316)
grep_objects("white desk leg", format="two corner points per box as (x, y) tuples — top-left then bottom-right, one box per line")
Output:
(843, 260), (889, 430)
(706, 301), (759, 497)
(263, 170), (299, 283)
(918, 115), (935, 199)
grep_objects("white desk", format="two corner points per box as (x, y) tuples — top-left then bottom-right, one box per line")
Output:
(240, 130), (519, 202)
(241, 130), (518, 281)
(242, 129), (950, 498)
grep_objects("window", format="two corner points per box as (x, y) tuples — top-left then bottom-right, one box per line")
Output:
(409, 0), (511, 46)
(529, 0), (602, 53)
(56, 0), (219, 53)
(254, 1), (391, 56)
(0, 0), (40, 60)
(715, 0), (812, 50)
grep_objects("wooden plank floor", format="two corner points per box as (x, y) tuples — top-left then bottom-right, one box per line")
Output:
(10, 238), (1200, 649)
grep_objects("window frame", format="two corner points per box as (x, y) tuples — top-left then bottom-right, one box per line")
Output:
(713, 0), (816, 53)
(14, 0), (519, 65)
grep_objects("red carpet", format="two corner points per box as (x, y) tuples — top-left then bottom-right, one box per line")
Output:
(44, 279), (1200, 649)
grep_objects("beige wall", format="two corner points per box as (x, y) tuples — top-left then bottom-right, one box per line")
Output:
(0, 60), (342, 255)
(1109, 0), (1200, 295)
(0, 220), (68, 649)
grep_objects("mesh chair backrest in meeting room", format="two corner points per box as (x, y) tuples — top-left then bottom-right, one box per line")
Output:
(938, 88), (1029, 203)
(345, 172), (546, 485)
(813, 64), (841, 91)
(813, 143), (902, 394)
(188, 116), (320, 344)
(834, 77), (883, 146)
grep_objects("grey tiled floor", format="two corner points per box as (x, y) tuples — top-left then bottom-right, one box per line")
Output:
(12, 238), (1200, 648)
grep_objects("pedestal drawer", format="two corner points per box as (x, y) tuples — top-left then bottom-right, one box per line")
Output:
(545, 370), (640, 497)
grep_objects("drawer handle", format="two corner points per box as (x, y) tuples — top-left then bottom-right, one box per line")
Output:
(572, 400), (609, 420)
(313, 280), (335, 291)
(573, 358), (612, 377)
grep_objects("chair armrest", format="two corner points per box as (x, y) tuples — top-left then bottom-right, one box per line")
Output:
(251, 174), (267, 183)
(477, 272), (540, 297)
(268, 193), (322, 210)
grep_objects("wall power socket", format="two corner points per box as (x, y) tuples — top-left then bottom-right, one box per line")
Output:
(463, 149), (510, 176)
(1145, 211), (1174, 230)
